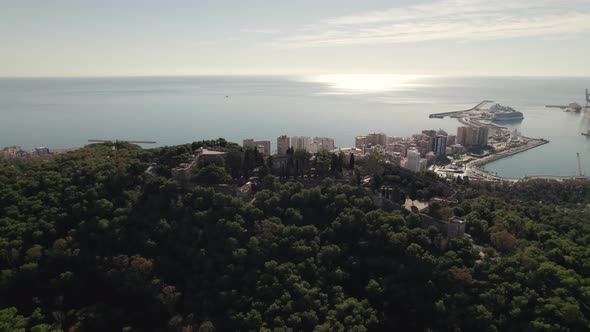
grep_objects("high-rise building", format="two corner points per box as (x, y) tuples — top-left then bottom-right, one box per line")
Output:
(422, 130), (437, 138)
(254, 141), (272, 157)
(277, 135), (290, 155)
(366, 133), (387, 146)
(419, 158), (428, 171)
(477, 127), (489, 146)
(432, 135), (448, 156)
(391, 143), (408, 157)
(355, 136), (367, 149)
(466, 127), (478, 146)
(456, 126), (487, 146)
(447, 135), (456, 146)
(405, 148), (421, 172)
(291, 136), (312, 151)
(456, 127), (467, 146)
(356, 133), (387, 149)
(242, 139), (255, 149)
(313, 137), (335, 152)
(417, 140), (429, 154)
(244, 139), (271, 157)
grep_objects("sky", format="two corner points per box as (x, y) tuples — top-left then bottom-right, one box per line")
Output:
(1, 0), (590, 77)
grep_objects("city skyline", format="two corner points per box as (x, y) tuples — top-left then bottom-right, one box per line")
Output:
(2, 0), (590, 77)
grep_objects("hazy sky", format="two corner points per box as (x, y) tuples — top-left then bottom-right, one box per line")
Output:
(2, 0), (589, 77)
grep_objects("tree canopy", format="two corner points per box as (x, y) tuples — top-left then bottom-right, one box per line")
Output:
(0, 142), (589, 331)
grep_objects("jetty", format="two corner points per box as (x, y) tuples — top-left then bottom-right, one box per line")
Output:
(546, 90), (590, 111)
(546, 103), (583, 112)
(429, 100), (493, 119)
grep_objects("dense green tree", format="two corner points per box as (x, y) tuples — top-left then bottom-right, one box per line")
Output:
(0, 141), (589, 331)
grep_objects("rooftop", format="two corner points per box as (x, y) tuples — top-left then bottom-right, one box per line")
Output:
(196, 148), (227, 155)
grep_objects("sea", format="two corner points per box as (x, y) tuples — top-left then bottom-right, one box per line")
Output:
(1, 75), (589, 178)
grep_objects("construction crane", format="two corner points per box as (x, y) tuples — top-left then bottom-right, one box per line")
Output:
(577, 152), (584, 176)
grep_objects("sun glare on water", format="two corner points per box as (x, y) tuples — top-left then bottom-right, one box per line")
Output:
(305, 74), (432, 94)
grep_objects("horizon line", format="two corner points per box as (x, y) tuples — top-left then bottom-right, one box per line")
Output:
(1, 73), (590, 80)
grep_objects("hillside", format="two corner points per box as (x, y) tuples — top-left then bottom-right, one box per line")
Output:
(1, 142), (589, 331)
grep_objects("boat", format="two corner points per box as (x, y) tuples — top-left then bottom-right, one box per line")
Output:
(492, 111), (524, 122)
(582, 130), (590, 137)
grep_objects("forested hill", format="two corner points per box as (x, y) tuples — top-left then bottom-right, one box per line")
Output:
(1, 142), (589, 331)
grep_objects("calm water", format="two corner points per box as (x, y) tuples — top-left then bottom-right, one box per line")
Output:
(1, 75), (589, 178)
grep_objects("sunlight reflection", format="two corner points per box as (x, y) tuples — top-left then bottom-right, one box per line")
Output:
(304, 74), (432, 94)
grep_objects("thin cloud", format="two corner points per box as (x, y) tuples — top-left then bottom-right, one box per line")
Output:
(276, 0), (590, 48)
(242, 28), (282, 35)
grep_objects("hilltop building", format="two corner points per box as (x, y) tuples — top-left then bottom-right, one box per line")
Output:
(171, 148), (227, 182)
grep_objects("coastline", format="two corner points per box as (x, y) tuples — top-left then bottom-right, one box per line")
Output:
(430, 100), (590, 182)
(466, 138), (550, 182)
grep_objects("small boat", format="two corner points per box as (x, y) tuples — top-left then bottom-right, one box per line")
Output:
(582, 130), (590, 137)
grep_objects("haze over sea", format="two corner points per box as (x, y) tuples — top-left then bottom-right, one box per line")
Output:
(1, 75), (589, 178)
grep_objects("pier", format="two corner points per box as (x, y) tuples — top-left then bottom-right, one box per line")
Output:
(546, 90), (590, 111)
(429, 100), (493, 118)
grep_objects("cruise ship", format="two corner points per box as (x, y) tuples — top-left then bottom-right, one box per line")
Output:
(489, 104), (524, 122)
(492, 111), (524, 122)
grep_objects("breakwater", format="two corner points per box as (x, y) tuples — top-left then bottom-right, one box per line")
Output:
(467, 138), (551, 181)
(429, 100), (493, 118)
(474, 139), (549, 167)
